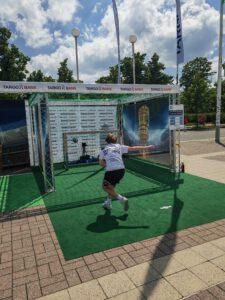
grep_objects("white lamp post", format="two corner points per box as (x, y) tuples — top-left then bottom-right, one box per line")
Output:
(215, 1), (224, 143)
(71, 28), (80, 83)
(129, 35), (137, 84)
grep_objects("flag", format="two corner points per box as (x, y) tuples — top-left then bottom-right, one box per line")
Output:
(176, 0), (184, 65)
(112, 0), (121, 84)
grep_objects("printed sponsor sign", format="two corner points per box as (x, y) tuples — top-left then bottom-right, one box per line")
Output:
(0, 81), (180, 94)
(169, 104), (184, 129)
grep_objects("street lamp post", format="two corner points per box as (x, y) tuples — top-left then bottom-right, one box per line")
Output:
(71, 28), (80, 83)
(129, 35), (137, 84)
(215, 0), (224, 143)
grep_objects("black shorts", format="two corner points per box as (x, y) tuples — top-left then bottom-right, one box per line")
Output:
(103, 169), (125, 187)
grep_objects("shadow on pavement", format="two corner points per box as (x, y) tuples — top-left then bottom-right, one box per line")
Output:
(141, 175), (184, 298)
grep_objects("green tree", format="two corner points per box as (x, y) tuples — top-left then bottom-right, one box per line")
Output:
(27, 70), (55, 82)
(97, 53), (146, 84)
(181, 75), (210, 126)
(57, 58), (74, 82)
(44, 75), (55, 82)
(27, 70), (45, 82)
(180, 57), (215, 126)
(180, 57), (213, 90)
(0, 27), (30, 81)
(96, 52), (172, 84)
(206, 86), (216, 113)
(222, 80), (225, 113)
(96, 65), (119, 83)
(144, 53), (173, 84)
(208, 80), (225, 114)
(121, 52), (146, 83)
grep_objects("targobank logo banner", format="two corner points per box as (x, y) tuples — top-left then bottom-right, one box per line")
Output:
(176, 0), (184, 64)
(0, 81), (180, 94)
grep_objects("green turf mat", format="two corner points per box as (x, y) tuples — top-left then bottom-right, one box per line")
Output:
(44, 164), (165, 211)
(47, 172), (225, 260)
(0, 172), (44, 212)
(124, 157), (174, 185)
(3, 162), (225, 262)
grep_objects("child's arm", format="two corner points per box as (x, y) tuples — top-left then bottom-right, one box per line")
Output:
(127, 145), (155, 152)
(99, 159), (106, 167)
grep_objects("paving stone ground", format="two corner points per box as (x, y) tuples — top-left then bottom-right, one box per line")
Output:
(180, 138), (225, 156)
(0, 140), (225, 300)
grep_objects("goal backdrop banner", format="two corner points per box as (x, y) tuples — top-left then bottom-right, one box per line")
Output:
(123, 97), (170, 153)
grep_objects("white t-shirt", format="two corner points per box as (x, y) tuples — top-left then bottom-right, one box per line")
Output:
(99, 143), (129, 171)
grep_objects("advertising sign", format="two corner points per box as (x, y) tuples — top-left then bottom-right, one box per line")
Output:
(169, 104), (184, 130)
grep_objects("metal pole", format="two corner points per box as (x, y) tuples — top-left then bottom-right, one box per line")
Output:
(75, 37), (80, 83)
(216, 0), (224, 143)
(132, 43), (136, 84)
(176, 63), (180, 105)
(117, 44), (121, 84)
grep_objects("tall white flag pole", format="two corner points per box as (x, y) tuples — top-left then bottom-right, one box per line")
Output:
(216, 0), (224, 143)
(112, 0), (121, 84)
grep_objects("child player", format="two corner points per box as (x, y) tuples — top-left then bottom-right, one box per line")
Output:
(99, 133), (155, 211)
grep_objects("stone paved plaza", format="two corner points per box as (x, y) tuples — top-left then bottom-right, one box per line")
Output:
(0, 138), (225, 300)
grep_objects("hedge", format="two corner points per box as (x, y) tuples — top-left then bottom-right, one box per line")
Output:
(185, 113), (225, 124)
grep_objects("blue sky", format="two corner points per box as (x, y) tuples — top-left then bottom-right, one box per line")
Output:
(0, 0), (222, 82)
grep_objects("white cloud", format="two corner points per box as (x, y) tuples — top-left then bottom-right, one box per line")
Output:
(82, 25), (96, 42)
(75, 17), (82, 24)
(47, 0), (81, 24)
(0, 0), (80, 48)
(53, 31), (74, 47)
(92, 2), (102, 14)
(29, 0), (220, 82)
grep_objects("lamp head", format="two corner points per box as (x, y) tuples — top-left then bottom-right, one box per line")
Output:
(129, 35), (137, 44)
(72, 28), (80, 37)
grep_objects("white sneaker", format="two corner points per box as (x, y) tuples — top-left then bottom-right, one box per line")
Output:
(119, 197), (129, 211)
(102, 200), (112, 210)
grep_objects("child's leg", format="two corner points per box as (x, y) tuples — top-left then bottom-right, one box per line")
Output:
(102, 183), (113, 209)
(103, 183), (118, 199)
(103, 183), (129, 211)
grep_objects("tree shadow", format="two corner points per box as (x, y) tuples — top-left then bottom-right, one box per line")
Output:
(87, 210), (149, 233)
(140, 174), (184, 298)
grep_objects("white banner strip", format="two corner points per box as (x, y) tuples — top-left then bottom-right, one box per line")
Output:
(0, 82), (180, 94)
(112, 0), (121, 84)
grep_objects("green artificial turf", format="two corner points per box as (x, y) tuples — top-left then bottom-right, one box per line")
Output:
(2, 161), (225, 262)
(43, 164), (165, 213)
(0, 171), (44, 212)
(47, 164), (225, 260)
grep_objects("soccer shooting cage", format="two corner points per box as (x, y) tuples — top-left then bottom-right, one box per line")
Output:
(0, 82), (181, 205)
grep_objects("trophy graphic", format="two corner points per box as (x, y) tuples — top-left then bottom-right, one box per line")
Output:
(138, 105), (149, 157)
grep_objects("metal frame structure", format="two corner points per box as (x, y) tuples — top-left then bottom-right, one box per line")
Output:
(29, 94), (55, 192)
(0, 81), (180, 192)
(169, 95), (179, 173)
